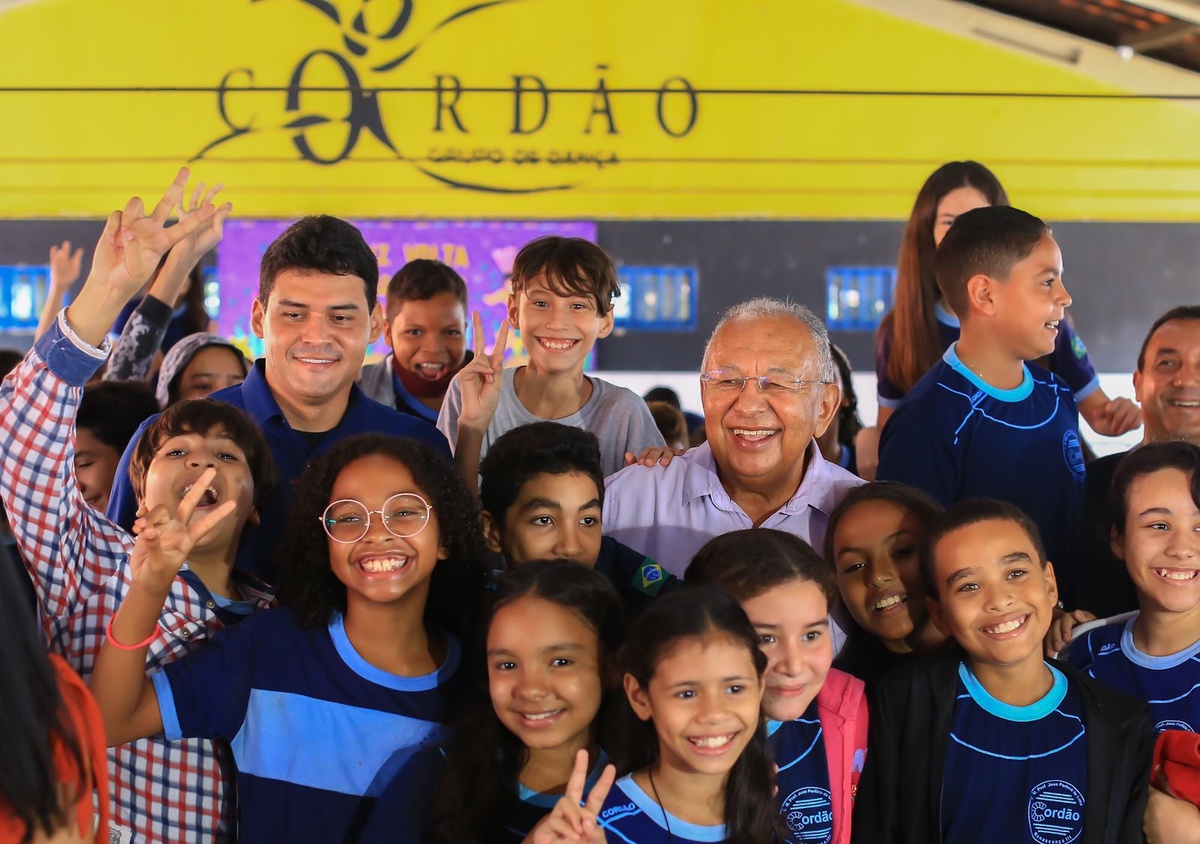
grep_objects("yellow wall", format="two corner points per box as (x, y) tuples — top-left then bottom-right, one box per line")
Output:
(4, 0), (1200, 220)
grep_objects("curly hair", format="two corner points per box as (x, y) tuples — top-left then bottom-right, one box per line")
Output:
(276, 434), (487, 635)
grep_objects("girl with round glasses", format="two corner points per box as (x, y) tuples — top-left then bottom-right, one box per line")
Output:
(89, 433), (488, 843)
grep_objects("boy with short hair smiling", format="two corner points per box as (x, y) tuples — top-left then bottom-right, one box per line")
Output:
(478, 421), (674, 616)
(852, 499), (1152, 844)
(438, 236), (663, 483)
(359, 259), (472, 423)
(877, 206), (1087, 608)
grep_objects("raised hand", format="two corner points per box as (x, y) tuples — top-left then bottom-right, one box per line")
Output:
(524, 749), (616, 843)
(457, 311), (511, 432)
(34, 240), (86, 340)
(48, 240), (83, 296)
(161, 181), (231, 278)
(87, 167), (215, 301)
(128, 467), (237, 595)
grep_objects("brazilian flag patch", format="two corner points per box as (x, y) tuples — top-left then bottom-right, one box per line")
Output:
(1072, 335), (1088, 360)
(635, 560), (667, 595)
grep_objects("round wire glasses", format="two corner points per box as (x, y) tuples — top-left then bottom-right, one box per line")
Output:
(319, 493), (434, 544)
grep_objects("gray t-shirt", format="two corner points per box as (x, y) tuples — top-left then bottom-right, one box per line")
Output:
(438, 366), (665, 477)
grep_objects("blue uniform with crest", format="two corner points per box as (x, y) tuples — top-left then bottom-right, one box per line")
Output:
(877, 344), (1085, 607)
(942, 663), (1088, 844)
(769, 703), (834, 844)
(1068, 614), (1200, 734)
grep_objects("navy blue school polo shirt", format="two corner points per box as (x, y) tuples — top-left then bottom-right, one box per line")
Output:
(107, 360), (451, 584)
(877, 344), (1085, 607)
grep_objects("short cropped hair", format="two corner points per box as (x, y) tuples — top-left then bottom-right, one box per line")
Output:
(1136, 305), (1200, 371)
(703, 297), (835, 384)
(77, 381), (161, 453)
(385, 260), (468, 322)
(933, 206), (1051, 318)
(920, 498), (1047, 600)
(510, 236), (620, 315)
(257, 215), (379, 307)
(478, 422), (605, 520)
(129, 400), (277, 509)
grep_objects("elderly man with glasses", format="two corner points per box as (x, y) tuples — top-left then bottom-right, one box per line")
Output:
(604, 297), (863, 578)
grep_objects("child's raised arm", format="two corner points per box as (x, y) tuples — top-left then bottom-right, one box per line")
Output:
(67, 168), (218, 349)
(90, 469), (237, 746)
(0, 169), (220, 622)
(443, 312), (509, 489)
(106, 181), (230, 382)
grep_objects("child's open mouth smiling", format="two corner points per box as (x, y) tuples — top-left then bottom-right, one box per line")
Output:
(686, 732), (740, 756)
(355, 554), (412, 577)
(980, 614), (1030, 638)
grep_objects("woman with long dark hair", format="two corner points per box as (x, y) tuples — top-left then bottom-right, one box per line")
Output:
(856, 161), (1140, 479)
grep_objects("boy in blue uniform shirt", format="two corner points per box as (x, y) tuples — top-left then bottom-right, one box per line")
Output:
(479, 421), (675, 616)
(877, 206), (1087, 608)
(852, 499), (1152, 844)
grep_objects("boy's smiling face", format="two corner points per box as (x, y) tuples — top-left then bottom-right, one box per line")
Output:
(983, 235), (1071, 361)
(927, 518), (1058, 671)
(507, 271), (613, 375)
(487, 470), (604, 567)
(140, 428), (257, 551)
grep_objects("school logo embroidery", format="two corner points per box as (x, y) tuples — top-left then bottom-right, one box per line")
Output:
(1062, 430), (1085, 481)
(1099, 643), (1118, 654)
(782, 786), (833, 844)
(1155, 719), (1194, 734)
(1027, 780), (1085, 844)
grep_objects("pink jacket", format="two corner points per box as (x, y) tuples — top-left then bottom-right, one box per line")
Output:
(817, 668), (869, 844)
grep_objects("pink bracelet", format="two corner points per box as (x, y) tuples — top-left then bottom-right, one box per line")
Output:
(105, 616), (158, 651)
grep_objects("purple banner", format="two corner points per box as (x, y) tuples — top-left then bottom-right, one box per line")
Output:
(215, 219), (598, 363)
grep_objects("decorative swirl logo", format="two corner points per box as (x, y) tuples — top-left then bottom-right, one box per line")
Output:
(195, 0), (700, 194)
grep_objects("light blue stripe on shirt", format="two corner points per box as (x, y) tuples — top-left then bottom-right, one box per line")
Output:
(230, 689), (452, 796)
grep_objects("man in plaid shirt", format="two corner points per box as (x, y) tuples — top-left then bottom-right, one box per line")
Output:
(0, 169), (276, 843)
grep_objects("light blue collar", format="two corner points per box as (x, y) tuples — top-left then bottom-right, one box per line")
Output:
(959, 661), (1067, 722)
(944, 343), (1033, 402)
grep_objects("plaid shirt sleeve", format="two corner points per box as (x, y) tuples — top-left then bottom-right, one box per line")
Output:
(0, 312), (134, 622)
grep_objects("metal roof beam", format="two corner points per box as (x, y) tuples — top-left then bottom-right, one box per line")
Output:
(1121, 19), (1200, 51)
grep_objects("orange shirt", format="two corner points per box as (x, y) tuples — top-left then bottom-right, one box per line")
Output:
(0, 655), (109, 843)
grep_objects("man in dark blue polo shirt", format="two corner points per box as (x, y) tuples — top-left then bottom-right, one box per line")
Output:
(108, 215), (450, 584)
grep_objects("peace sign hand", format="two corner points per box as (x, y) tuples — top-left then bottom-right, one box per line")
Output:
(87, 167), (216, 303)
(523, 749), (616, 843)
(456, 311), (511, 433)
(128, 467), (238, 596)
(162, 181), (232, 276)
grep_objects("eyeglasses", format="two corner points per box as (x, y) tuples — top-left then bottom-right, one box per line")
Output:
(700, 371), (830, 396)
(320, 493), (434, 544)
